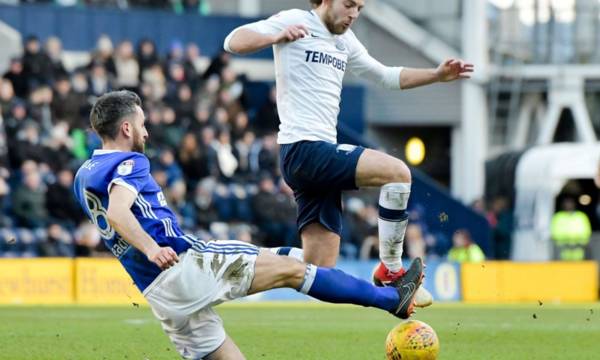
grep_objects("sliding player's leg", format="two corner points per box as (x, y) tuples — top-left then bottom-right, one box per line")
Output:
(205, 336), (245, 360)
(248, 249), (423, 319)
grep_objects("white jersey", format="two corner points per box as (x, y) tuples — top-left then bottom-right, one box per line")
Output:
(225, 9), (403, 144)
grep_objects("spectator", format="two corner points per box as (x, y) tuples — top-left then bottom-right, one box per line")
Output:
(28, 85), (54, 135)
(447, 230), (485, 263)
(141, 63), (166, 102)
(74, 222), (103, 257)
(12, 170), (48, 228)
(88, 62), (112, 97)
(14, 121), (47, 167)
(178, 132), (210, 186)
(39, 223), (73, 257)
(136, 38), (160, 75)
(51, 76), (86, 129)
(184, 43), (201, 87)
(22, 35), (52, 90)
(44, 36), (68, 81)
(193, 177), (219, 229)
(88, 35), (116, 76)
(44, 121), (75, 171)
(0, 78), (18, 120)
(156, 148), (183, 186)
(203, 50), (230, 80)
(3, 58), (28, 98)
(212, 128), (238, 180)
(46, 168), (83, 227)
(114, 40), (140, 91)
(251, 174), (296, 247)
(254, 85), (279, 136)
(405, 223), (427, 260)
(234, 130), (255, 179)
(172, 83), (195, 123)
(252, 133), (279, 177)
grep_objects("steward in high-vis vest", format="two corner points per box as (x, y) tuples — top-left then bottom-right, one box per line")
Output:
(551, 198), (591, 261)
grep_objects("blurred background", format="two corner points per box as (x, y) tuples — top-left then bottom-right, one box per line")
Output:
(0, 0), (598, 304)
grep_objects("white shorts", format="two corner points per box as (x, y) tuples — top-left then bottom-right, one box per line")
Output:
(143, 240), (259, 359)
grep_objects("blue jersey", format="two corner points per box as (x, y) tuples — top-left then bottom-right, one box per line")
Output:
(73, 150), (193, 291)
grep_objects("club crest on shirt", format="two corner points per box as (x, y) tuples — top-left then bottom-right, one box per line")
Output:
(117, 160), (135, 176)
(335, 38), (346, 51)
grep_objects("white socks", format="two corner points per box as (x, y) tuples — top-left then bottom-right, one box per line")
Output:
(378, 183), (411, 272)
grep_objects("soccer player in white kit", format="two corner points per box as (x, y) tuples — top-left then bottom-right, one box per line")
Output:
(224, 0), (473, 306)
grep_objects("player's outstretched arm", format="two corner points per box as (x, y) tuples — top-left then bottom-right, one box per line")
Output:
(400, 58), (474, 89)
(107, 184), (178, 270)
(224, 24), (308, 55)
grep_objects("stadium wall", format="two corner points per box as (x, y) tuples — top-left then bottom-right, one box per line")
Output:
(0, 259), (596, 305)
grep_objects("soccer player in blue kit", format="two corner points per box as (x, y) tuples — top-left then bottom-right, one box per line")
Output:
(74, 90), (425, 359)
(224, 0), (474, 307)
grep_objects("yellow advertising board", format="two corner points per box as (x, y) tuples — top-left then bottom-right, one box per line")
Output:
(0, 258), (73, 304)
(75, 258), (146, 305)
(462, 261), (598, 302)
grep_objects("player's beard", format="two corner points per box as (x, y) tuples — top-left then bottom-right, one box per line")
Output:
(325, 12), (349, 34)
(131, 127), (145, 153)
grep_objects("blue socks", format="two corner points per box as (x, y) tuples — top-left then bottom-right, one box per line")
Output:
(298, 265), (399, 313)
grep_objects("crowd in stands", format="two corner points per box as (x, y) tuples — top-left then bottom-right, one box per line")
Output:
(0, 33), (295, 257)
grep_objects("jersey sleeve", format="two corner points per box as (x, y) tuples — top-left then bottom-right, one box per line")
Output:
(107, 153), (151, 196)
(345, 30), (403, 90)
(224, 9), (307, 52)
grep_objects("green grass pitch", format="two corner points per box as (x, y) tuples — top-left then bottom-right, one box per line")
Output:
(1, 302), (599, 359)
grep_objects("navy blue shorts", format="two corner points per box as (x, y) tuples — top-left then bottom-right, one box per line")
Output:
(279, 141), (365, 236)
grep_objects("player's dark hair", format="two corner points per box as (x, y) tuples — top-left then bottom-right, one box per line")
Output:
(90, 90), (141, 140)
(310, 0), (322, 7)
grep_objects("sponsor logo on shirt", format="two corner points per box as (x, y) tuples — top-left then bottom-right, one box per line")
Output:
(117, 160), (135, 176)
(304, 50), (347, 71)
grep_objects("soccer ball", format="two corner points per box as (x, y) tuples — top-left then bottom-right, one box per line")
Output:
(385, 320), (439, 360)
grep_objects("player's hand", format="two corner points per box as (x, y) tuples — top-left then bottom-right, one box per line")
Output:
(148, 246), (179, 270)
(435, 58), (474, 82)
(273, 24), (309, 44)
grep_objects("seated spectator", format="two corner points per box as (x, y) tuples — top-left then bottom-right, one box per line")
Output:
(74, 222), (106, 257)
(46, 168), (83, 228)
(212, 128), (238, 180)
(0, 78), (18, 120)
(136, 38), (160, 75)
(3, 58), (28, 99)
(44, 36), (68, 81)
(114, 40), (140, 91)
(22, 35), (52, 90)
(251, 174), (297, 247)
(405, 223), (427, 260)
(254, 85), (279, 136)
(14, 121), (48, 167)
(51, 76), (87, 130)
(12, 170), (48, 228)
(88, 35), (116, 76)
(39, 223), (74, 257)
(88, 62), (112, 97)
(447, 229), (485, 263)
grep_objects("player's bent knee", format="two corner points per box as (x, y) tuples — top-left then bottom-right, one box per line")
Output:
(282, 260), (308, 289)
(387, 159), (411, 183)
